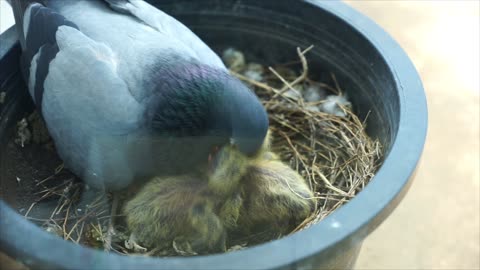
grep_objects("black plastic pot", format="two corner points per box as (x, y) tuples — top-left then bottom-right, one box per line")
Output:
(0, 1), (427, 269)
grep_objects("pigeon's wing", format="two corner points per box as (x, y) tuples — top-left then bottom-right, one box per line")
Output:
(10, 3), (79, 108)
(103, 0), (226, 69)
(42, 25), (142, 133)
(19, 3), (142, 133)
(16, 3), (143, 189)
(41, 25), (142, 187)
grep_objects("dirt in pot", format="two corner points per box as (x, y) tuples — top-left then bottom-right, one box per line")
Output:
(1, 46), (382, 257)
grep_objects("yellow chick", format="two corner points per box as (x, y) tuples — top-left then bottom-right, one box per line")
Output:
(124, 174), (226, 254)
(236, 130), (315, 237)
(237, 157), (316, 238)
(123, 145), (249, 254)
(123, 130), (315, 253)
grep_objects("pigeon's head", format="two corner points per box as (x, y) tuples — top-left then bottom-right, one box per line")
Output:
(207, 71), (269, 157)
(143, 63), (268, 174)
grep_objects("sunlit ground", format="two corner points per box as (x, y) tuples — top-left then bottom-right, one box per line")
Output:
(0, 1), (14, 33)
(345, 1), (479, 269)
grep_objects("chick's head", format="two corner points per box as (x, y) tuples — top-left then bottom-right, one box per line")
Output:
(207, 144), (250, 196)
(239, 157), (316, 235)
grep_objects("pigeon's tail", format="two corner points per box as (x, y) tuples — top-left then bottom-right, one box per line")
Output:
(8, 0), (78, 109)
(8, 0), (45, 49)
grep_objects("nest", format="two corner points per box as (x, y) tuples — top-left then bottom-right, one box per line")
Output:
(229, 46), (382, 232)
(11, 46), (382, 256)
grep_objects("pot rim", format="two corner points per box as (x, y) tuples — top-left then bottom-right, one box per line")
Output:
(0, 1), (427, 269)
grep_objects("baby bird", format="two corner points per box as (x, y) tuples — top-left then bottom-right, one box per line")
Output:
(124, 132), (315, 254)
(124, 175), (227, 254)
(124, 145), (249, 254)
(237, 155), (316, 238)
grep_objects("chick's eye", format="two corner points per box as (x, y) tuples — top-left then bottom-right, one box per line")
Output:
(208, 146), (220, 163)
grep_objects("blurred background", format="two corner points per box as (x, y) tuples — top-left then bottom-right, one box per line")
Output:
(1, 0), (479, 269)
(345, 1), (479, 269)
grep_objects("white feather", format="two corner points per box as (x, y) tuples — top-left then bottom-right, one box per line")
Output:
(319, 95), (352, 117)
(23, 3), (35, 41)
(28, 47), (42, 97)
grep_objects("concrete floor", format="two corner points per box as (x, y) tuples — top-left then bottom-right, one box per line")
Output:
(1, 1), (479, 269)
(344, 1), (480, 269)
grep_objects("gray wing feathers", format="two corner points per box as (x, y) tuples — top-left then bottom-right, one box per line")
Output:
(9, 0), (34, 49)
(103, 0), (226, 69)
(103, 0), (132, 13)
(44, 26), (142, 134)
(15, 3), (79, 107)
(41, 25), (141, 189)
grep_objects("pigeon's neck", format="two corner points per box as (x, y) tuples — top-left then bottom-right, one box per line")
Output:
(145, 62), (233, 137)
(134, 63), (236, 176)
(138, 60), (268, 177)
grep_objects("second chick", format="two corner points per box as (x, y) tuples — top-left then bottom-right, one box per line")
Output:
(237, 155), (316, 239)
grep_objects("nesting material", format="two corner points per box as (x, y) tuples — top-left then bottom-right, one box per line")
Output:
(221, 48), (245, 72)
(243, 63), (265, 82)
(15, 46), (382, 257)
(303, 85), (326, 103)
(27, 111), (51, 144)
(319, 95), (352, 117)
(227, 46), (382, 232)
(14, 118), (31, 147)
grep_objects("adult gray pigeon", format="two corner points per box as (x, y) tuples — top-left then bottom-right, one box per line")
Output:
(9, 0), (269, 191)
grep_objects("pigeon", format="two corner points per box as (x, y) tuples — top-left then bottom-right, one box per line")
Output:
(9, 0), (269, 191)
